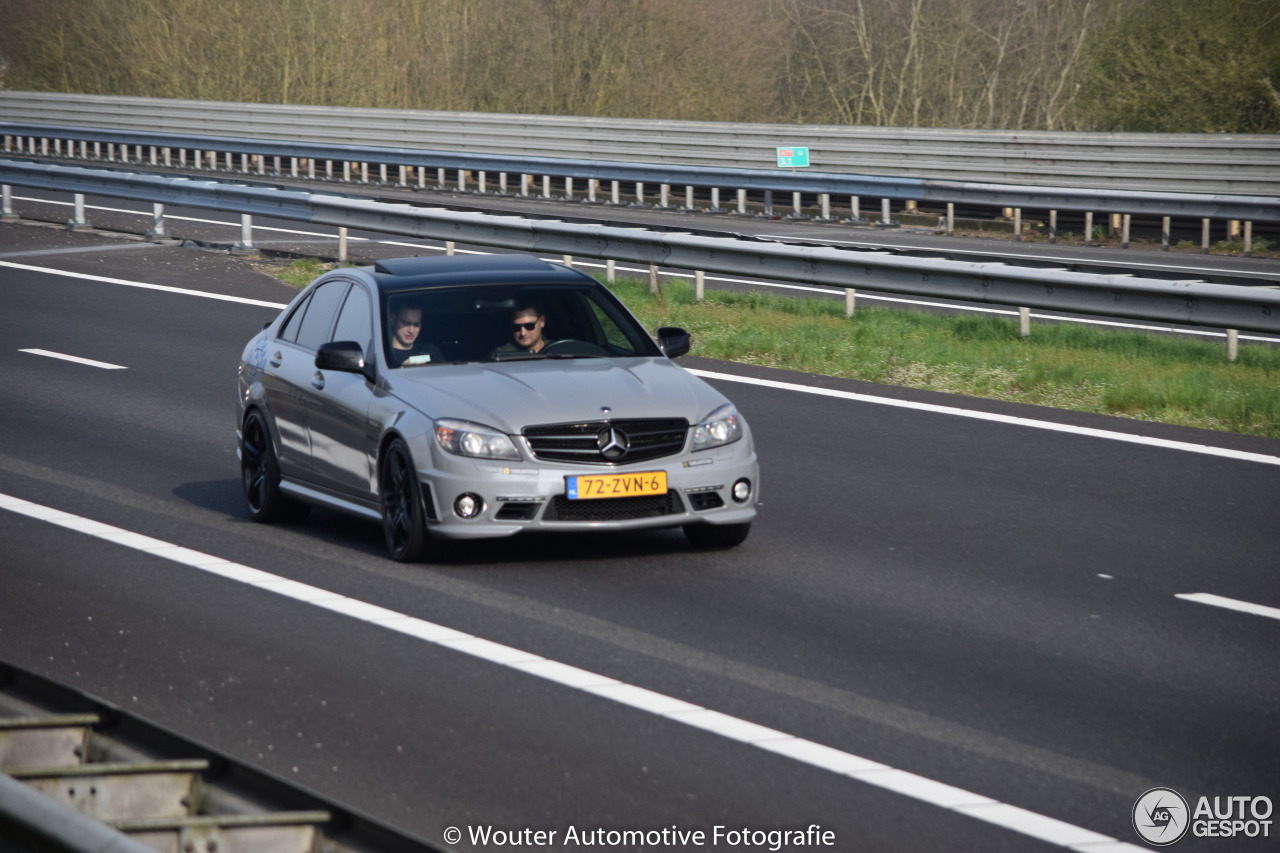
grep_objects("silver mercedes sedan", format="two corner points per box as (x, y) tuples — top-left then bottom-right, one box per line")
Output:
(236, 254), (758, 561)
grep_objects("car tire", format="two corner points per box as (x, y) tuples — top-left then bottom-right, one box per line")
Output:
(683, 521), (751, 548)
(240, 410), (310, 523)
(380, 438), (431, 562)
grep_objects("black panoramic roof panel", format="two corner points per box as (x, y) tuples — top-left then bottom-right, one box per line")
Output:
(372, 254), (595, 292)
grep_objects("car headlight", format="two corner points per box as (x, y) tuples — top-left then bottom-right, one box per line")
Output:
(434, 418), (521, 461)
(691, 403), (743, 451)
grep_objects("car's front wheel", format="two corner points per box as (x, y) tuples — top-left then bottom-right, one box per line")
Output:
(380, 438), (431, 562)
(683, 521), (751, 548)
(240, 410), (310, 523)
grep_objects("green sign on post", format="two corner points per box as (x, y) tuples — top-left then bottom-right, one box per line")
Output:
(776, 146), (810, 168)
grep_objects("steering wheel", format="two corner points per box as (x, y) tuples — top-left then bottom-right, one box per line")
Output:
(539, 339), (610, 356)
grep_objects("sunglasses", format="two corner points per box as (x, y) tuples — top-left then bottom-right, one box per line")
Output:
(512, 321), (539, 331)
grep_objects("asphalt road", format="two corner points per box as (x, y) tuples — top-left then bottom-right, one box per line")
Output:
(1, 220), (1278, 852)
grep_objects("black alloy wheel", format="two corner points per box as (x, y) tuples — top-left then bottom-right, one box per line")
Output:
(240, 410), (309, 523)
(380, 438), (431, 562)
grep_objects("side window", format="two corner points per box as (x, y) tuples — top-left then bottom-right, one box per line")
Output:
(331, 284), (373, 356)
(278, 293), (311, 343)
(294, 280), (350, 351)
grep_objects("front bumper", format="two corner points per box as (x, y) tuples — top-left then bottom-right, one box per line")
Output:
(418, 441), (759, 540)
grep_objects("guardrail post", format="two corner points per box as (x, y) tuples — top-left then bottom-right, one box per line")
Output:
(610, 180), (619, 205)
(499, 172), (507, 194)
(711, 187), (721, 211)
(1121, 214), (1131, 249)
(446, 241), (455, 256)
(685, 186), (695, 211)
(360, 162), (368, 183)
(1084, 212), (1093, 246)
(419, 167), (426, 189)
(737, 189), (747, 215)
(148, 203), (166, 240)
(338, 227), (347, 262)
(291, 157), (297, 178)
(308, 158), (315, 179)
(845, 288), (856, 317)
(68, 193), (89, 230)
(588, 179), (598, 203)
(437, 167), (446, 188)
(1243, 221), (1252, 257)
(658, 183), (669, 208)
(225, 151), (233, 170)
(41, 137), (49, 156)
(150, 146), (157, 166)
(1201, 218), (1210, 254)
(459, 169), (467, 192)
(542, 175), (551, 199)
(695, 270), (705, 301)
(649, 263), (659, 294)
(565, 177), (574, 200)
(177, 147), (184, 166)
(635, 182), (645, 206)
(1013, 208), (1022, 241)
(193, 149), (200, 169)
(2, 135), (10, 153)
(947, 203), (955, 236)
(343, 161), (350, 181)
(1161, 216), (1171, 251)
(257, 155), (264, 176)
(792, 192), (802, 218)
(2, 184), (17, 220)
(850, 196), (860, 222)
(239, 214), (253, 250)
(607, 259), (615, 284)
(521, 174), (530, 197)
(762, 190), (773, 217)
(81, 141), (89, 159)
(1019, 306), (1031, 338)
(880, 198), (891, 226)
(478, 171), (486, 193)
(1226, 329), (1239, 362)
(562, 254), (573, 267)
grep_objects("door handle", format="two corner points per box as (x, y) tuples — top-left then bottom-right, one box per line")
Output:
(269, 351), (282, 368)
(311, 371), (325, 391)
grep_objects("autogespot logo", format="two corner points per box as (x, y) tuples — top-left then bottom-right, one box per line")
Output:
(1134, 787), (1190, 846)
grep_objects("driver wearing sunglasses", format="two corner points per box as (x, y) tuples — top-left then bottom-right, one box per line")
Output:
(490, 304), (547, 356)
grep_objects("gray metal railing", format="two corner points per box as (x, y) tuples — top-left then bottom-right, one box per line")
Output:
(5, 159), (1279, 340)
(2, 91), (1277, 196)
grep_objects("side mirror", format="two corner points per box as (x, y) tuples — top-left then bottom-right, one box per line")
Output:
(656, 326), (691, 359)
(316, 341), (375, 381)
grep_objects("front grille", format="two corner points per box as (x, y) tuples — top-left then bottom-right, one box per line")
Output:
(544, 491), (684, 522)
(523, 419), (688, 465)
(495, 501), (540, 521)
(688, 492), (725, 511)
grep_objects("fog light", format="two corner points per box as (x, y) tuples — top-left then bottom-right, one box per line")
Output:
(454, 493), (484, 519)
(732, 479), (751, 503)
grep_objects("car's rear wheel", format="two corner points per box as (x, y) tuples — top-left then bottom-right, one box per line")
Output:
(380, 438), (431, 562)
(683, 521), (751, 548)
(240, 410), (310, 523)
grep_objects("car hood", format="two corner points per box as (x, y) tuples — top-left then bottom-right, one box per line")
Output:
(384, 357), (726, 432)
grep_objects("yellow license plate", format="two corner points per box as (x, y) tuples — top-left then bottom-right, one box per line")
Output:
(566, 471), (667, 500)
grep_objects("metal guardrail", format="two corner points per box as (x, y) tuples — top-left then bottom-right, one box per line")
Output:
(0, 661), (445, 853)
(4, 158), (1279, 337)
(4, 121), (1278, 224)
(3, 91), (1278, 196)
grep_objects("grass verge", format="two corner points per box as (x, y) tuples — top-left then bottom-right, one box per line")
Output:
(605, 276), (1280, 438)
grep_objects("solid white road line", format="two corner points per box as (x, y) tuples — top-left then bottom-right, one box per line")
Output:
(18, 348), (127, 370)
(0, 260), (289, 309)
(8, 260), (1277, 466)
(0, 490), (1144, 852)
(690, 369), (1280, 468)
(1176, 593), (1280, 622)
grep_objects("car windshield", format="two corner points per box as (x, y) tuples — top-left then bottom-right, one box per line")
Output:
(382, 283), (661, 367)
